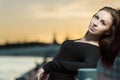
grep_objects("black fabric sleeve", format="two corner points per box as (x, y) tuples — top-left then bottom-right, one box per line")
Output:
(43, 51), (99, 74)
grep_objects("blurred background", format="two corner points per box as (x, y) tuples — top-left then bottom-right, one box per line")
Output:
(0, 0), (120, 80)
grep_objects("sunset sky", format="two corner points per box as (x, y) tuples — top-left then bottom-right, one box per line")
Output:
(0, 0), (120, 45)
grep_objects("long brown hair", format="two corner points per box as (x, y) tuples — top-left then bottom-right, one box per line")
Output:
(99, 7), (120, 67)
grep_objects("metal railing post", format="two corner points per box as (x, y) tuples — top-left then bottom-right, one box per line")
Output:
(76, 68), (97, 80)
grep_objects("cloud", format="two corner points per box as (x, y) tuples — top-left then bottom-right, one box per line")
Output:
(25, 0), (120, 19)
(1, 0), (120, 20)
(25, 0), (93, 19)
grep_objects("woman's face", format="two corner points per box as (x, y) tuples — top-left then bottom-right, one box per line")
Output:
(88, 10), (113, 36)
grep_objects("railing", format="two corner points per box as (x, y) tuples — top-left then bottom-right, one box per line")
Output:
(77, 68), (97, 80)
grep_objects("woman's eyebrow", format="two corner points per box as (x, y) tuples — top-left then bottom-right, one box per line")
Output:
(97, 13), (109, 24)
(101, 18), (109, 24)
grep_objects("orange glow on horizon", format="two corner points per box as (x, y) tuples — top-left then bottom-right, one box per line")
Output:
(0, 0), (120, 45)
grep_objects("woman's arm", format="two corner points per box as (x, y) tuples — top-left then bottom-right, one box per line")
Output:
(43, 54), (99, 74)
(35, 59), (94, 80)
(35, 47), (100, 80)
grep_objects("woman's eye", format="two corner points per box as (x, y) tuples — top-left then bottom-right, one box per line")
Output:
(101, 21), (106, 26)
(94, 15), (99, 19)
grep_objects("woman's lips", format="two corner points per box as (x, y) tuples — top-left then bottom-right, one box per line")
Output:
(90, 26), (96, 31)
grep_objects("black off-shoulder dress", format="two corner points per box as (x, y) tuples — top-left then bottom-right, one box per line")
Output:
(43, 40), (100, 80)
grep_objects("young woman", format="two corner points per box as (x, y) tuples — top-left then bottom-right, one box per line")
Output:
(35, 6), (120, 80)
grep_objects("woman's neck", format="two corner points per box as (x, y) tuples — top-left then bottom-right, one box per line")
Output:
(81, 32), (100, 47)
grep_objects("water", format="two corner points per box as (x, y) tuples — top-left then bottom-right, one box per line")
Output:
(0, 45), (59, 80)
(0, 56), (52, 80)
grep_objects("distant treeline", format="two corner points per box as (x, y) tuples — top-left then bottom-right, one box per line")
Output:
(0, 42), (60, 49)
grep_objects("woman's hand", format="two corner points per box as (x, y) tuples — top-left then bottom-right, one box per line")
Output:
(35, 67), (48, 80)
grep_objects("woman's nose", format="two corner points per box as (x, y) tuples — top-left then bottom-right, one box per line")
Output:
(93, 21), (98, 27)
(93, 23), (97, 27)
